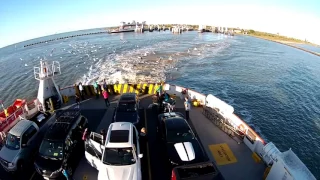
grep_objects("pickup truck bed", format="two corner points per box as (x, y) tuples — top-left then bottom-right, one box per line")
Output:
(173, 161), (225, 180)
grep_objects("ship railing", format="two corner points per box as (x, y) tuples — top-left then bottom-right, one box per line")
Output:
(0, 106), (25, 132)
(34, 61), (61, 80)
(163, 83), (265, 144)
(25, 99), (39, 118)
(202, 107), (242, 137)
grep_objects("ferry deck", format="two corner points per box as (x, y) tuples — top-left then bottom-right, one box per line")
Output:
(0, 93), (265, 180)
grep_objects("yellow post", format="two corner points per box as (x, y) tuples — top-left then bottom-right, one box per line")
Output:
(122, 84), (128, 93)
(153, 84), (159, 94)
(113, 84), (122, 94)
(135, 84), (141, 94)
(148, 84), (154, 94)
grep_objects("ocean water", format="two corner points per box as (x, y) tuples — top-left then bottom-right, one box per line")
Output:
(0, 30), (320, 178)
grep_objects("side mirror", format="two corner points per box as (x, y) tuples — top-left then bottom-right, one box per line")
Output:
(138, 154), (143, 158)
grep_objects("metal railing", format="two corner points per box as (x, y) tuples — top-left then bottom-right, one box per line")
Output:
(202, 106), (244, 140)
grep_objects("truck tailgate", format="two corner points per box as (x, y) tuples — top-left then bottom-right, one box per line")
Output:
(172, 161), (225, 180)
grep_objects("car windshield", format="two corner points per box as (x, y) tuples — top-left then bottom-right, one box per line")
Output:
(117, 102), (136, 112)
(167, 129), (194, 143)
(5, 133), (20, 150)
(103, 147), (135, 165)
(39, 139), (64, 160)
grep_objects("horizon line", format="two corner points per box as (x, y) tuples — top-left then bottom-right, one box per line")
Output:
(0, 25), (319, 49)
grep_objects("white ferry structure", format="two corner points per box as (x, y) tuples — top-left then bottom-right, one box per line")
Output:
(0, 60), (316, 180)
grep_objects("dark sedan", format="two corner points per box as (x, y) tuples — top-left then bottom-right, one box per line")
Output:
(158, 114), (208, 166)
(114, 93), (140, 125)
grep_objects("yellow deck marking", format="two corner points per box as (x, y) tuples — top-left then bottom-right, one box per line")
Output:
(252, 152), (262, 163)
(83, 175), (88, 180)
(209, 143), (237, 165)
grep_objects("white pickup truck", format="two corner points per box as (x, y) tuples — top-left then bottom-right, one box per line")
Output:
(85, 122), (144, 180)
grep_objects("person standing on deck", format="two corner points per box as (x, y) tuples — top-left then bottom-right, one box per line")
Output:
(93, 81), (99, 99)
(100, 129), (106, 145)
(61, 159), (71, 180)
(78, 82), (85, 100)
(184, 97), (191, 121)
(102, 89), (110, 107)
(75, 94), (80, 108)
(103, 79), (108, 91)
(156, 83), (163, 98)
(139, 127), (148, 176)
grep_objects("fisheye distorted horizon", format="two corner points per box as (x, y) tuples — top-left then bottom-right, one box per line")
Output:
(1, 0), (320, 48)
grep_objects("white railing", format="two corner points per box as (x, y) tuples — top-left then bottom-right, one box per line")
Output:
(34, 61), (61, 80)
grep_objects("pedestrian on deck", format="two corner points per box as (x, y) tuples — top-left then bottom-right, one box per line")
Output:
(61, 159), (71, 180)
(102, 89), (110, 107)
(103, 79), (108, 91)
(139, 127), (148, 176)
(78, 82), (85, 100)
(93, 81), (99, 99)
(100, 129), (106, 145)
(184, 97), (191, 121)
(75, 94), (80, 108)
(156, 83), (163, 98)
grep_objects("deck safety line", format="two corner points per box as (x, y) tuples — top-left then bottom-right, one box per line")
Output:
(144, 109), (152, 180)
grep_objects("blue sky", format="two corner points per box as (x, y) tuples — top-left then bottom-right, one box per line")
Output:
(1, 0), (319, 47)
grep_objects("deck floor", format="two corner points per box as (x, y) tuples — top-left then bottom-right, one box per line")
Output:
(0, 94), (266, 180)
(189, 108), (266, 180)
(71, 95), (266, 180)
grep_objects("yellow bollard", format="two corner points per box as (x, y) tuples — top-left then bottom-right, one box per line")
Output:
(4, 109), (9, 117)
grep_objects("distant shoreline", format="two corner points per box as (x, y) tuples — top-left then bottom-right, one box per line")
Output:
(248, 35), (320, 57)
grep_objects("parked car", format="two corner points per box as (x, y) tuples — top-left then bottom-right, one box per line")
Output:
(34, 110), (88, 179)
(158, 113), (223, 180)
(113, 93), (140, 125)
(0, 119), (44, 172)
(85, 122), (143, 180)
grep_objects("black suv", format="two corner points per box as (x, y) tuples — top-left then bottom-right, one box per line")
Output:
(157, 113), (208, 166)
(114, 93), (140, 125)
(34, 110), (88, 179)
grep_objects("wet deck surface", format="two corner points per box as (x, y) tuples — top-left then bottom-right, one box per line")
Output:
(0, 94), (266, 180)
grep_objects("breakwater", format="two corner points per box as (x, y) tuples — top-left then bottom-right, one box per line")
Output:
(23, 31), (109, 47)
(250, 35), (320, 57)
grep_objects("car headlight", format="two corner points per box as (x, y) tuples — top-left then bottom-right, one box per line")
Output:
(8, 163), (14, 167)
